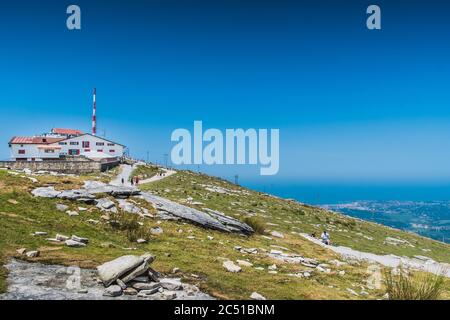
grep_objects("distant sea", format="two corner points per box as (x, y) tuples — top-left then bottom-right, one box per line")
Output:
(243, 182), (450, 244)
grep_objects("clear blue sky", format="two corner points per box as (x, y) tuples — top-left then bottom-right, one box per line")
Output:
(1, 0), (450, 185)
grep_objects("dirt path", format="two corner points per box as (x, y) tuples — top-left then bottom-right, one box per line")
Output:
(301, 233), (450, 277)
(111, 164), (176, 186)
(138, 168), (176, 185)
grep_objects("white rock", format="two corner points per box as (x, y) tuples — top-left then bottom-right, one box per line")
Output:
(25, 250), (39, 258)
(250, 292), (266, 300)
(71, 235), (89, 244)
(56, 204), (69, 212)
(268, 264), (277, 271)
(223, 260), (242, 273)
(66, 210), (79, 216)
(56, 234), (69, 241)
(270, 231), (284, 238)
(236, 260), (253, 267)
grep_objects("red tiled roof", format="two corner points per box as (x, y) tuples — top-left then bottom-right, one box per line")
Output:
(9, 136), (65, 144)
(52, 128), (83, 135)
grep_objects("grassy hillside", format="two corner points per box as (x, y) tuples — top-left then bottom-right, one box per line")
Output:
(0, 168), (449, 299)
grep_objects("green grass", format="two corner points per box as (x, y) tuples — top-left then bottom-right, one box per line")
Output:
(0, 168), (449, 299)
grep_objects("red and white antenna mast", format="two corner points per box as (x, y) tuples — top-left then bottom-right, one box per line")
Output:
(92, 88), (97, 135)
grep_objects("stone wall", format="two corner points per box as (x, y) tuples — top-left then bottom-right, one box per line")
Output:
(0, 160), (119, 174)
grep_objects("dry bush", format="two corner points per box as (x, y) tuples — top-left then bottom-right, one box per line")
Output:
(384, 267), (445, 300)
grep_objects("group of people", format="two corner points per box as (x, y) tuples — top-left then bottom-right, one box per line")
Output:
(311, 230), (331, 245)
(120, 176), (140, 185)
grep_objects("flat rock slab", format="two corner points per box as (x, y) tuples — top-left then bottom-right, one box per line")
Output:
(138, 193), (253, 235)
(0, 259), (213, 300)
(97, 255), (144, 286)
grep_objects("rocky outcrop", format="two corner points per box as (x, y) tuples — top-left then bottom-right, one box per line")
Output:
(31, 180), (253, 235)
(0, 259), (212, 300)
(139, 193), (254, 235)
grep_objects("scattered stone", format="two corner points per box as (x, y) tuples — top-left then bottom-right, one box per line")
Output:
(338, 270), (346, 276)
(56, 234), (69, 241)
(254, 267), (265, 271)
(172, 267), (180, 274)
(150, 227), (163, 235)
(25, 251), (39, 258)
(123, 287), (138, 295)
(159, 279), (183, 291)
(96, 198), (116, 210)
(136, 238), (147, 244)
(347, 288), (359, 296)
(268, 271), (278, 274)
(78, 207), (87, 211)
(270, 231), (284, 238)
(223, 260), (242, 273)
(236, 260), (253, 267)
(56, 204), (69, 212)
(65, 240), (86, 247)
(86, 219), (99, 225)
(103, 285), (122, 297)
(161, 291), (177, 300)
(71, 235), (89, 244)
(7, 199), (19, 205)
(33, 231), (47, 236)
(303, 272), (311, 278)
(16, 248), (27, 255)
(137, 288), (160, 296)
(268, 264), (277, 271)
(250, 292), (266, 300)
(66, 210), (79, 216)
(207, 236), (214, 240)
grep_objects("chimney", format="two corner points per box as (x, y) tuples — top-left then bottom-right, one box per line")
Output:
(92, 88), (97, 135)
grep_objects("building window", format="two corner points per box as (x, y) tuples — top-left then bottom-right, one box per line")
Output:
(109, 149), (115, 153)
(96, 142), (104, 146)
(70, 142), (79, 145)
(82, 141), (90, 148)
(18, 149), (25, 154)
(84, 149), (90, 152)
(68, 149), (80, 155)
(59, 142), (67, 145)
(97, 149), (103, 152)
(44, 149), (55, 153)
(107, 143), (114, 146)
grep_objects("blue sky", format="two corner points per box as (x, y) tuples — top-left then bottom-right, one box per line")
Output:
(1, 0), (450, 186)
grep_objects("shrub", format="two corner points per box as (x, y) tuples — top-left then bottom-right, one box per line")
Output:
(243, 217), (266, 235)
(109, 212), (149, 242)
(384, 267), (445, 300)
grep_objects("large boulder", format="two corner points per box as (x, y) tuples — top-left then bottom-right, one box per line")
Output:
(138, 193), (254, 235)
(120, 255), (155, 283)
(32, 187), (61, 198)
(97, 255), (145, 286)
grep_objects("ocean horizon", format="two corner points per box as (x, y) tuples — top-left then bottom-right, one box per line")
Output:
(243, 181), (450, 244)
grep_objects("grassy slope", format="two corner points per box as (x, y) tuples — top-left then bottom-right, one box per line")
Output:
(0, 169), (449, 299)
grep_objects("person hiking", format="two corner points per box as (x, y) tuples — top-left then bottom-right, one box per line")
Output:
(135, 176), (139, 184)
(321, 230), (330, 245)
(130, 178), (134, 186)
(121, 178), (124, 185)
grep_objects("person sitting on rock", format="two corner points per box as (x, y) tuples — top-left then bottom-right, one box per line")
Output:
(321, 230), (330, 245)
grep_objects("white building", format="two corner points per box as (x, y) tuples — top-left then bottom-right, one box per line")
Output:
(9, 129), (125, 161)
